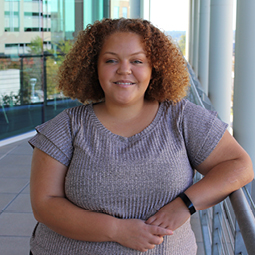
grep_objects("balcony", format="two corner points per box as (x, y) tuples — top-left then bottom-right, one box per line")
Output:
(0, 64), (254, 255)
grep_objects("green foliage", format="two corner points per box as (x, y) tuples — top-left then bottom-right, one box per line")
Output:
(46, 40), (73, 97)
(27, 36), (43, 55)
(46, 57), (60, 97)
(0, 38), (74, 104)
(1, 92), (16, 106)
(0, 58), (20, 70)
(57, 40), (73, 54)
(178, 34), (186, 56)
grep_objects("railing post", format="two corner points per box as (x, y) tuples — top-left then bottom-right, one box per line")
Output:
(200, 209), (212, 255)
(20, 56), (24, 105)
(212, 203), (223, 255)
(234, 220), (246, 255)
(42, 55), (47, 123)
(230, 189), (255, 255)
(189, 61), (255, 255)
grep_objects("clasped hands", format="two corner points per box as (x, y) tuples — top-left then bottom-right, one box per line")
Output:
(114, 197), (191, 252)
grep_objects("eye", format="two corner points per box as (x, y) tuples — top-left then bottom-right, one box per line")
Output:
(106, 59), (117, 64)
(132, 60), (143, 64)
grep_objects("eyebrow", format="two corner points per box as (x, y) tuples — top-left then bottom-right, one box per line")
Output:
(102, 51), (146, 56)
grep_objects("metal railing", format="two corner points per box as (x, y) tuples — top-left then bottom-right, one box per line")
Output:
(187, 63), (255, 255)
(0, 53), (81, 140)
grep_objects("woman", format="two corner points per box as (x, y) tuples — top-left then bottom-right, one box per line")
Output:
(29, 18), (254, 254)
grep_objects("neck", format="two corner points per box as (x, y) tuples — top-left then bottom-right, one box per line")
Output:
(103, 99), (149, 121)
(93, 99), (160, 138)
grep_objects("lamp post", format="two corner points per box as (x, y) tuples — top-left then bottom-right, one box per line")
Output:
(30, 78), (37, 103)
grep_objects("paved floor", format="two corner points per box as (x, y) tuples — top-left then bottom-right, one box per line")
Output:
(0, 136), (205, 255)
(0, 137), (36, 255)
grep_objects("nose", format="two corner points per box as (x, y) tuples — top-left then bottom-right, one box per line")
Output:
(116, 61), (132, 75)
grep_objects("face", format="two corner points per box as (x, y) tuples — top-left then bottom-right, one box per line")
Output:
(97, 32), (152, 106)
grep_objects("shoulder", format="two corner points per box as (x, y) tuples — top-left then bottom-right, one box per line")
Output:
(161, 99), (194, 121)
(161, 99), (192, 112)
(33, 103), (92, 138)
(162, 99), (219, 121)
(160, 99), (227, 136)
(51, 103), (93, 128)
(64, 103), (92, 119)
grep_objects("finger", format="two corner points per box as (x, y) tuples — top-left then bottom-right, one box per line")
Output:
(153, 226), (173, 236)
(145, 216), (155, 224)
(149, 244), (156, 249)
(141, 243), (155, 252)
(146, 216), (162, 225)
(150, 235), (164, 245)
(148, 218), (164, 227)
(158, 222), (170, 229)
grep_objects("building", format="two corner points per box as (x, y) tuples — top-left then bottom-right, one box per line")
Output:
(0, 0), (145, 55)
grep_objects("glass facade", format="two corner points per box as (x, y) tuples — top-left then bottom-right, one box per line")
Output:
(0, 0), (148, 140)
(4, 1), (20, 32)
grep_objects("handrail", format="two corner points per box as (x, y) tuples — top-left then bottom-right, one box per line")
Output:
(1, 103), (9, 123)
(229, 189), (255, 254)
(187, 62), (255, 255)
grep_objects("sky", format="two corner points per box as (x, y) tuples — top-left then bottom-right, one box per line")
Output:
(150, 0), (237, 32)
(150, 0), (189, 32)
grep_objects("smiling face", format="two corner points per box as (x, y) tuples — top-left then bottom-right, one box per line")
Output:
(97, 32), (152, 106)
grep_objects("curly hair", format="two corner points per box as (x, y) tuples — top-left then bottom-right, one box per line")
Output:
(58, 18), (190, 104)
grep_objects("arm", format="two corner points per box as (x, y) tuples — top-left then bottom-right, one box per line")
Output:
(30, 148), (172, 252)
(146, 130), (254, 230)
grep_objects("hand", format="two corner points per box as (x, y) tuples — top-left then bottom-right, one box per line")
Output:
(145, 198), (191, 232)
(114, 218), (173, 252)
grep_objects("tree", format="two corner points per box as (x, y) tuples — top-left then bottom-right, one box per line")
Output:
(178, 34), (186, 56)
(57, 40), (73, 55)
(27, 36), (43, 55)
(46, 40), (74, 98)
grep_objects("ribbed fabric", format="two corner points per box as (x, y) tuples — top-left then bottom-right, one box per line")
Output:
(29, 99), (228, 255)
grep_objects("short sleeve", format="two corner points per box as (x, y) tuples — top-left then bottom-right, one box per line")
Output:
(28, 110), (74, 166)
(181, 100), (228, 168)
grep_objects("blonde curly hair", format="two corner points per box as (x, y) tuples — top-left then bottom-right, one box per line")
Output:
(58, 18), (189, 104)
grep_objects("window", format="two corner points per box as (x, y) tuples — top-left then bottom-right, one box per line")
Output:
(122, 7), (127, 18)
(5, 44), (19, 55)
(114, 6), (119, 18)
(4, 1), (20, 32)
(111, 0), (130, 19)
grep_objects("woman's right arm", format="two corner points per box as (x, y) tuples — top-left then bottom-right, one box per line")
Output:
(30, 148), (172, 252)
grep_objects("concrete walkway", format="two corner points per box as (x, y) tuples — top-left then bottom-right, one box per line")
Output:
(0, 137), (36, 255)
(0, 136), (205, 255)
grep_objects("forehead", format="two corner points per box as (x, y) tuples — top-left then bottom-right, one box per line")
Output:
(100, 32), (145, 53)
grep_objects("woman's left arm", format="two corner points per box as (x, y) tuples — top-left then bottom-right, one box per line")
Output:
(146, 130), (254, 230)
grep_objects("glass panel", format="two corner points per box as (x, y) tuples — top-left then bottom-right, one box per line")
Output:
(4, 1), (20, 32)
(122, 7), (128, 18)
(110, 0), (142, 19)
(110, 0), (129, 18)
(114, 6), (119, 18)
(83, 0), (104, 32)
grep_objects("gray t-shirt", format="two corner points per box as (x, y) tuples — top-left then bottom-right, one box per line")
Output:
(29, 99), (228, 255)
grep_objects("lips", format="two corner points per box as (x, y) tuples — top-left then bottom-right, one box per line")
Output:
(114, 80), (135, 86)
